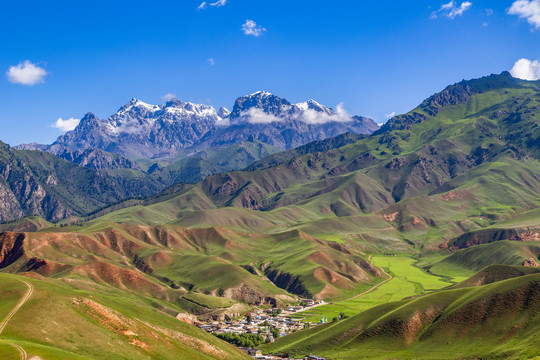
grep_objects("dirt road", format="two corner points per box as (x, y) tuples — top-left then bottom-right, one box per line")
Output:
(0, 278), (33, 360)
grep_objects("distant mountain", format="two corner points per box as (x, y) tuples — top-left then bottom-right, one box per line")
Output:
(47, 99), (223, 159)
(0, 138), (287, 222)
(55, 148), (143, 170)
(0, 141), (162, 222)
(199, 91), (378, 149)
(18, 93), (378, 160)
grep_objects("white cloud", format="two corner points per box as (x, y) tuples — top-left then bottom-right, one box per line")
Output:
(431, 1), (472, 19)
(241, 20), (267, 37)
(237, 103), (353, 125)
(210, 0), (227, 7)
(385, 112), (396, 118)
(161, 93), (177, 102)
(297, 103), (352, 125)
(239, 108), (281, 124)
(6, 60), (47, 86)
(207, 57), (216, 66)
(508, 0), (540, 29)
(51, 117), (80, 132)
(197, 0), (227, 10)
(510, 58), (540, 80)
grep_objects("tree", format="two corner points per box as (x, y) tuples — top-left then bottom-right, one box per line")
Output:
(215, 333), (264, 347)
(338, 312), (349, 320)
(246, 314), (252, 324)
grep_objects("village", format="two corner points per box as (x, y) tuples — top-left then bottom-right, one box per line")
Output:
(198, 299), (328, 360)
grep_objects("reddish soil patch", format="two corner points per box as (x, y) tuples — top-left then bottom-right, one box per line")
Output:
(72, 261), (170, 299)
(19, 257), (71, 277)
(315, 284), (341, 299)
(523, 258), (539, 267)
(382, 212), (399, 221)
(0, 232), (26, 268)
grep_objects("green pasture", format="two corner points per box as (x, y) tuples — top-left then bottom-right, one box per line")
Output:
(294, 256), (457, 322)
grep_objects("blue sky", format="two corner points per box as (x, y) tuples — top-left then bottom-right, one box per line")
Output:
(1, 0), (539, 145)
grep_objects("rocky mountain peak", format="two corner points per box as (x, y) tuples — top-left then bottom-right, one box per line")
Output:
(78, 113), (101, 128)
(115, 98), (161, 116)
(165, 98), (185, 108)
(218, 107), (231, 118)
(26, 91), (377, 159)
(230, 91), (292, 119)
(295, 99), (332, 114)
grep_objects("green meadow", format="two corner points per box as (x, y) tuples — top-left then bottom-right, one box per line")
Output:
(294, 256), (463, 322)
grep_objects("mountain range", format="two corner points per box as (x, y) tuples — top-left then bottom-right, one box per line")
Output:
(3, 92), (379, 222)
(19, 91), (378, 161)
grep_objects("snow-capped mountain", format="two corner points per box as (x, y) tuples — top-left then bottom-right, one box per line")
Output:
(201, 91), (379, 149)
(20, 92), (378, 160)
(46, 98), (224, 159)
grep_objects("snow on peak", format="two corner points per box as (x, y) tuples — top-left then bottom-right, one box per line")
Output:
(117, 98), (161, 114)
(248, 90), (273, 97)
(295, 101), (309, 111)
(218, 107), (231, 118)
(294, 99), (331, 114)
(104, 98), (220, 135)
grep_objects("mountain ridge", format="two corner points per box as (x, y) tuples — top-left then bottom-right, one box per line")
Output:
(18, 92), (378, 160)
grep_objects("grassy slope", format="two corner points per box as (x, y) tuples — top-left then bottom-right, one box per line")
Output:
(261, 270), (540, 360)
(1, 224), (383, 307)
(428, 240), (540, 278)
(0, 273), (250, 360)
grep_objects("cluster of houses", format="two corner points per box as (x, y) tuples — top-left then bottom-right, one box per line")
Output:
(199, 299), (325, 340)
(198, 299), (326, 359)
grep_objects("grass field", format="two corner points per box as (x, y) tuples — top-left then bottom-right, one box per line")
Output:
(294, 256), (460, 322)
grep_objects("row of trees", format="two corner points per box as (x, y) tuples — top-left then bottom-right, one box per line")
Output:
(214, 333), (265, 347)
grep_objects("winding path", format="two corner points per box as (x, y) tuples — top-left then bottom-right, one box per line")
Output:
(0, 278), (33, 360)
(342, 254), (393, 302)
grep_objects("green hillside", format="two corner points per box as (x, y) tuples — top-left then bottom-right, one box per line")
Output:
(0, 273), (250, 360)
(261, 268), (540, 359)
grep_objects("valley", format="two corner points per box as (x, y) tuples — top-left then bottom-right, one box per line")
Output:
(294, 256), (459, 323)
